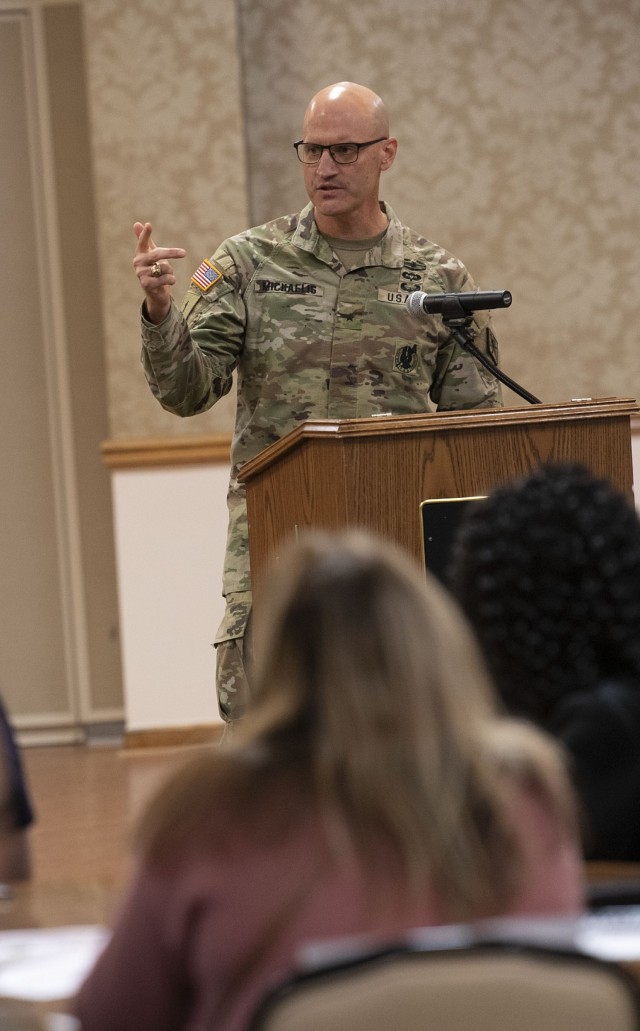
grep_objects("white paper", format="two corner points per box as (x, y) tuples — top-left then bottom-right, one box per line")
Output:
(576, 906), (640, 961)
(0, 925), (109, 1001)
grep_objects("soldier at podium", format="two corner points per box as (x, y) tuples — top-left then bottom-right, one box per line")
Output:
(132, 81), (504, 724)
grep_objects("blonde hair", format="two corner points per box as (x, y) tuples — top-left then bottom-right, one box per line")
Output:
(138, 531), (578, 918)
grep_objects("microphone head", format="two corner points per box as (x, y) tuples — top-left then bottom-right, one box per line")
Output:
(405, 291), (427, 319)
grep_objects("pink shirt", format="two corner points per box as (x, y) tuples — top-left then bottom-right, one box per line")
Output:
(74, 786), (584, 1031)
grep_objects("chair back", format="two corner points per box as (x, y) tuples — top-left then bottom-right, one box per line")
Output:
(250, 941), (640, 1031)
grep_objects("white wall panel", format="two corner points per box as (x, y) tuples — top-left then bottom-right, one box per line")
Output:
(112, 465), (229, 732)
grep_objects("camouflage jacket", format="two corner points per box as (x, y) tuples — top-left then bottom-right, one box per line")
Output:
(141, 202), (503, 598)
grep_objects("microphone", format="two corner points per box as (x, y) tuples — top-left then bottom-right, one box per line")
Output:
(406, 290), (512, 319)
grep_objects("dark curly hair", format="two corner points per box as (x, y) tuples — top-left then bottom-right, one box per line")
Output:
(448, 463), (640, 724)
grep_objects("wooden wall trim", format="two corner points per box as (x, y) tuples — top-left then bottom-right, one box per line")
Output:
(101, 434), (232, 470)
(125, 724), (224, 749)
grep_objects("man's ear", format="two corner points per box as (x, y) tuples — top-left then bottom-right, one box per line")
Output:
(380, 137), (398, 171)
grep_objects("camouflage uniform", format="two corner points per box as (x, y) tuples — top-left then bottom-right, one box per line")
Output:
(141, 201), (503, 721)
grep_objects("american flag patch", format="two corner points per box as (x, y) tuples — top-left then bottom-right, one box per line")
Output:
(191, 259), (223, 292)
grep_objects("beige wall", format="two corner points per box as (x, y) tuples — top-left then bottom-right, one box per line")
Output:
(82, 0), (639, 435)
(1, 2), (124, 736)
(43, 3), (123, 714)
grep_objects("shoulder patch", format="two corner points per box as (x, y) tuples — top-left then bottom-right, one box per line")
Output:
(191, 259), (223, 293)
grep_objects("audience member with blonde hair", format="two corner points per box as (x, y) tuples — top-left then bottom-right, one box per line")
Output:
(75, 531), (584, 1031)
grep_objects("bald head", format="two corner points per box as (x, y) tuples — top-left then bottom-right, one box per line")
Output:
(299, 81), (397, 238)
(303, 82), (390, 140)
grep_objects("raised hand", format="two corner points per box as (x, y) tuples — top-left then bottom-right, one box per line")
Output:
(133, 221), (186, 324)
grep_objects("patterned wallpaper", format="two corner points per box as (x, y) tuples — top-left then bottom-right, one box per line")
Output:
(83, 0), (640, 437)
(82, 0), (246, 438)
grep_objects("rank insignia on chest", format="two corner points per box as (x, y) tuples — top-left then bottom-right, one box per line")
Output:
(191, 259), (223, 292)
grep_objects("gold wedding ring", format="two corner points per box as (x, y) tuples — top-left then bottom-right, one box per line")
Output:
(149, 261), (162, 278)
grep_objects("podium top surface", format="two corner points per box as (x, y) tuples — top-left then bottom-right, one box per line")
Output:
(239, 396), (638, 483)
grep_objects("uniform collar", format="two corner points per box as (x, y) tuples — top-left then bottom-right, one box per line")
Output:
(292, 202), (405, 269)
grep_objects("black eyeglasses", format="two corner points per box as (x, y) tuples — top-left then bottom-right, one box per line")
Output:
(293, 137), (388, 165)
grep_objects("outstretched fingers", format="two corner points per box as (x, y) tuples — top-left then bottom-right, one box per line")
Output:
(132, 221), (186, 286)
(132, 221), (187, 322)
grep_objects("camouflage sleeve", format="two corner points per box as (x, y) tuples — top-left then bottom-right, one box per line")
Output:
(420, 247), (504, 411)
(140, 251), (245, 418)
(430, 318), (503, 411)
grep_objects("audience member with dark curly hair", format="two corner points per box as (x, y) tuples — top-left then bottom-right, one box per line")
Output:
(449, 462), (640, 860)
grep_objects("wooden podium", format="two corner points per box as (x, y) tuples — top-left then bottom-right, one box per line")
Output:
(239, 397), (638, 593)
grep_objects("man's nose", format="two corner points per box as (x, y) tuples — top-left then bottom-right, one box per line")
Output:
(316, 148), (338, 173)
